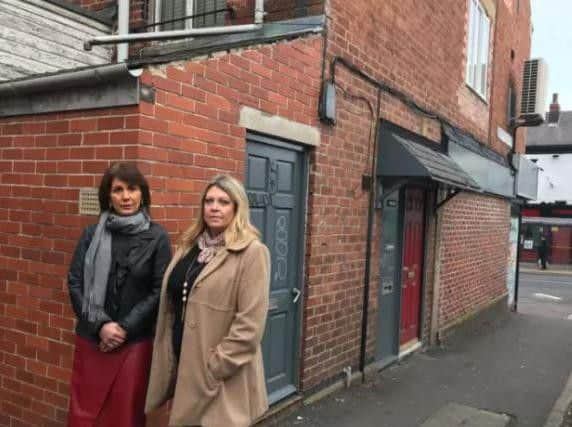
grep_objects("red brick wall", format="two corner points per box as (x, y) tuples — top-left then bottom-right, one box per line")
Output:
(437, 193), (510, 329)
(489, 0), (532, 155)
(325, 0), (494, 144)
(137, 35), (323, 232)
(0, 107), (143, 426)
(140, 39), (327, 394)
(301, 0), (530, 389)
(299, 1), (448, 391)
(1, 0), (532, 423)
(227, 0), (324, 24)
(0, 34), (323, 426)
(302, 72), (379, 390)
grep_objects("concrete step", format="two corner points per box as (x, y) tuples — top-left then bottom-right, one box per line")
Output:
(421, 403), (516, 427)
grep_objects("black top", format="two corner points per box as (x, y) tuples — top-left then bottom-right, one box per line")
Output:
(167, 245), (206, 361)
(67, 222), (172, 343)
(105, 232), (134, 318)
(538, 238), (548, 256)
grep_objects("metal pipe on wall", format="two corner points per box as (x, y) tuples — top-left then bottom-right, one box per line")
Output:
(117, 0), (129, 62)
(85, 23), (262, 50)
(359, 89), (382, 380)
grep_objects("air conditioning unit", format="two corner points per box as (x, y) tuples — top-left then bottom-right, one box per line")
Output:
(520, 58), (548, 121)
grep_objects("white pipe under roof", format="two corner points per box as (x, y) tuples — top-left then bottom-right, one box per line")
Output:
(117, 0), (129, 62)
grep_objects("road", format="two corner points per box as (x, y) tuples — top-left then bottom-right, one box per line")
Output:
(518, 271), (572, 319)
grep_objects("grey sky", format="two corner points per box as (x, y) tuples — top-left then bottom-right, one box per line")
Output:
(531, 0), (572, 110)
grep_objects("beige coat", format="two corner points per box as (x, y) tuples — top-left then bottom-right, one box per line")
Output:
(145, 237), (270, 427)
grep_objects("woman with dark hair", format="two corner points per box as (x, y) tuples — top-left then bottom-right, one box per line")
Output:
(67, 162), (171, 427)
(146, 174), (270, 427)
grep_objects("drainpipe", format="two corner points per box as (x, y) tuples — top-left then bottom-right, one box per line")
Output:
(117, 0), (129, 62)
(85, 0), (265, 50)
(510, 123), (526, 312)
(513, 206), (523, 311)
(509, 120), (543, 311)
(358, 89), (381, 382)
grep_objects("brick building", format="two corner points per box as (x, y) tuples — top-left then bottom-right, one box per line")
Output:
(522, 94), (572, 266)
(0, 0), (537, 425)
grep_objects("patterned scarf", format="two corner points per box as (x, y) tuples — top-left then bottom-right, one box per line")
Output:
(197, 230), (226, 264)
(82, 210), (150, 323)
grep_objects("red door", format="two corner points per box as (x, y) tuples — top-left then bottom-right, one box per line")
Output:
(400, 187), (425, 345)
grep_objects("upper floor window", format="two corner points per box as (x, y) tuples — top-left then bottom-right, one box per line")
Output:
(466, 0), (490, 99)
(159, 0), (226, 31)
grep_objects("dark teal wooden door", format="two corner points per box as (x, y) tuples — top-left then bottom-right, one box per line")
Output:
(376, 190), (403, 365)
(246, 134), (306, 404)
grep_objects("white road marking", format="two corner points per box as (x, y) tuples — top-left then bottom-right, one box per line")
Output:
(533, 293), (563, 301)
(567, 314), (572, 320)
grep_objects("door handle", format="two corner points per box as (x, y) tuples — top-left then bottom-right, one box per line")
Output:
(292, 287), (301, 304)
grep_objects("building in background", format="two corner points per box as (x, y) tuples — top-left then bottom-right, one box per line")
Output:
(523, 93), (572, 266)
(0, 1), (537, 425)
(0, 0), (113, 81)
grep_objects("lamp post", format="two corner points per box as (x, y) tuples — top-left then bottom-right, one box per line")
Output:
(510, 115), (544, 311)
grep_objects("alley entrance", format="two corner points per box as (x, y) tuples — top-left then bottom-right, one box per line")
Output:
(245, 133), (306, 404)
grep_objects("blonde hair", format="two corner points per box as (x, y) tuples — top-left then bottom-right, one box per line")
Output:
(179, 174), (260, 250)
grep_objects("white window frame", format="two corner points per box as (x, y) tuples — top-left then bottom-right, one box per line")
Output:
(465, 0), (491, 100)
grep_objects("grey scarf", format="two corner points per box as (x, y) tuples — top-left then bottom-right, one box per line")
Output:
(82, 210), (151, 323)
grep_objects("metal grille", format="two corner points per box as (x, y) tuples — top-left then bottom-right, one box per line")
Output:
(79, 188), (100, 216)
(521, 59), (539, 115)
(193, 0), (226, 28)
(162, 0), (186, 30)
(161, 0), (225, 30)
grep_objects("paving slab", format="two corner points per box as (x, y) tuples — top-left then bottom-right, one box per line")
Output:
(421, 403), (515, 427)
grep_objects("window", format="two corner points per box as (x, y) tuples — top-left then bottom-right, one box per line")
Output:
(159, 0), (226, 31)
(466, 0), (491, 99)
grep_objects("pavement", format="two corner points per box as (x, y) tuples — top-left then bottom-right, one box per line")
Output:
(273, 278), (572, 427)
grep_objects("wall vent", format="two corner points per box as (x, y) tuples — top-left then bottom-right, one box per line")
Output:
(79, 188), (100, 216)
(520, 58), (548, 120)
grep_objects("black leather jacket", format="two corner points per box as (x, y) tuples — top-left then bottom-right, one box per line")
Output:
(67, 222), (171, 343)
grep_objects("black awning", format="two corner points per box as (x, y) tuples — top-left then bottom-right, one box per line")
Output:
(377, 122), (481, 191)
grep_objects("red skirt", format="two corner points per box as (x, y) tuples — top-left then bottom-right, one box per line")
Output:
(68, 336), (153, 427)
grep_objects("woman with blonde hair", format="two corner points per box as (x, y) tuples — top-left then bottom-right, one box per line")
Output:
(146, 174), (270, 427)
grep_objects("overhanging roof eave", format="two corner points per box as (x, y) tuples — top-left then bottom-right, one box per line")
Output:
(377, 130), (482, 193)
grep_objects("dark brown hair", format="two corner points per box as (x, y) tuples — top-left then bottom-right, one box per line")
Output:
(98, 162), (151, 212)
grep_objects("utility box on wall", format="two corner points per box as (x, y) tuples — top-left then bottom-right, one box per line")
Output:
(521, 58), (548, 122)
(515, 154), (539, 200)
